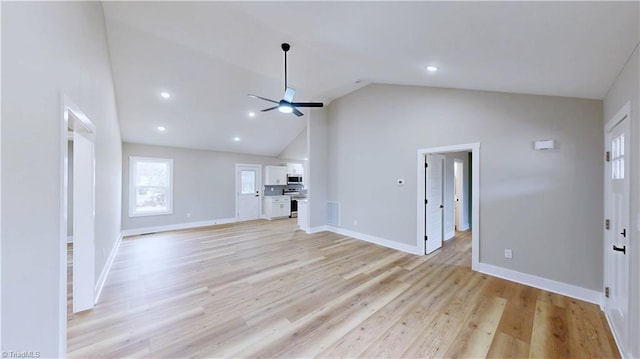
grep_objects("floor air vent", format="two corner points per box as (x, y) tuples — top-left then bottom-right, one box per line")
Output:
(327, 201), (341, 227)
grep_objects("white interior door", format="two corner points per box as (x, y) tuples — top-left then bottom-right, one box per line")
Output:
(454, 160), (463, 231)
(604, 111), (630, 353)
(237, 164), (262, 221)
(72, 131), (95, 313)
(426, 154), (445, 254)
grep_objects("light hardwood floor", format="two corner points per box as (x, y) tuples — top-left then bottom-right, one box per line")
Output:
(67, 219), (619, 358)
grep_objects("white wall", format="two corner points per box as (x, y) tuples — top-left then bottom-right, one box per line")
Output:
(307, 109), (329, 229)
(122, 143), (284, 231)
(279, 127), (307, 161)
(1, 2), (122, 356)
(603, 43), (639, 359)
(326, 84), (603, 291)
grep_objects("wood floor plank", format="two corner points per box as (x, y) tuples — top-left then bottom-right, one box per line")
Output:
(529, 300), (571, 358)
(443, 295), (507, 358)
(66, 221), (620, 358)
(486, 331), (530, 359)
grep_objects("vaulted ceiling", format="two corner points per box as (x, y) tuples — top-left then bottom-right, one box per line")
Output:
(102, 1), (639, 156)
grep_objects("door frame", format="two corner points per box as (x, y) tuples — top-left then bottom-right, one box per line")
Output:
(235, 163), (263, 221)
(603, 101), (632, 357)
(417, 143), (480, 270)
(59, 94), (97, 355)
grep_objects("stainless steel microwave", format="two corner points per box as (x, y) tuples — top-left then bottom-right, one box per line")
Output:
(287, 175), (303, 184)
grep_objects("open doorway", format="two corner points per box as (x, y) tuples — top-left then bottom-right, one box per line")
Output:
(417, 143), (479, 271)
(62, 97), (96, 319)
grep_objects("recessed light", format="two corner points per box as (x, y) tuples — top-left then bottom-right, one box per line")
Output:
(233, 137), (241, 142)
(160, 91), (171, 99)
(426, 65), (439, 72)
(157, 126), (166, 131)
(248, 112), (256, 118)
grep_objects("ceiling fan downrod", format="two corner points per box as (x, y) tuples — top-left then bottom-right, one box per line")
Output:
(282, 43), (290, 91)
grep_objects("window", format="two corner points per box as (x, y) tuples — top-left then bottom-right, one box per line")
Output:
(129, 156), (173, 217)
(611, 134), (624, 180)
(240, 170), (256, 194)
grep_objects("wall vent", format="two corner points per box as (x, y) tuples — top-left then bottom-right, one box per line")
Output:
(327, 201), (341, 227)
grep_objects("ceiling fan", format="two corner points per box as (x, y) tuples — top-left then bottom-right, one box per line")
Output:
(249, 43), (323, 117)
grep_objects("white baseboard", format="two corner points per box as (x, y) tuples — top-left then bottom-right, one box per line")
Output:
(306, 225), (328, 234)
(67, 235), (73, 243)
(477, 262), (602, 305)
(603, 311), (628, 359)
(326, 226), (422, 255)
(94, 233), (122, 304)
(121, 217), (237, 237)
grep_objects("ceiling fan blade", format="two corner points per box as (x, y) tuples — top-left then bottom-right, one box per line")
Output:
(291, 102), (324, 108)
(261, 106), (279, 112)
(283, 87), (296, 103)
(292, 108), (304, 117)
(248, 94), (279, 104)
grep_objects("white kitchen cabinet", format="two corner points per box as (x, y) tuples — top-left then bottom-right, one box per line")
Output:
(265, 166), (287, 185)
(264, 196), (291, 219)
(286, 163), (304, 176)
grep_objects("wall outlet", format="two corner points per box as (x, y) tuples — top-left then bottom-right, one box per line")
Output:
(186, 212), (191, 218)
(353, 219), (357, 226)
(504, 249), (513, 259)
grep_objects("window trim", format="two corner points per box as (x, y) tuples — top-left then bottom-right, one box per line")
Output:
(128, 156), (174, 217)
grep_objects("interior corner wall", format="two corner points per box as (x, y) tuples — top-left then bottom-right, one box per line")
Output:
(121, 143), (284, 231)
(1, 2), (123, 356)
(307, 109), (329, 228)
(326, 83), (603, 292)
(603, 43), (639, 358)
(278, 127), (308, 161)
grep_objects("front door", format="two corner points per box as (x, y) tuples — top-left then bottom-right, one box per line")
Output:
(604, 107), (630, 353)
(426, 154), (445, 254)
(236, 164), (262, 221)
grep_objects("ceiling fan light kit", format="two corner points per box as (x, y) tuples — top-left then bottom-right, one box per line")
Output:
(248, 43), (323, 117)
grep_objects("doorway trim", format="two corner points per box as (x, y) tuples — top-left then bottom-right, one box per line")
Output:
(602, 101), (632, 357)
(60, 94), (97, 356)
(417, 142), (480, 270)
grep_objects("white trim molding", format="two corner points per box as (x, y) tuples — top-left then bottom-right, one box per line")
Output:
(121, 217), (237, 237)
(604, 311), (629, 359)
(477, 262), (601, 305)
(326, 226), (422, 255)
(94, 234), (123, 304)
(306, 225), (328, 234)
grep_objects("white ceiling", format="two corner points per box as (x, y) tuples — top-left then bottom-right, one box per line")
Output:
(102, 1), (639, 157)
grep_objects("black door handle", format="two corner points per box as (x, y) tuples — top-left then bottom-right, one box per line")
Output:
(621, 229), (626, 238)
(440, 205), (444, 208)
(613, 245), (626, 254)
